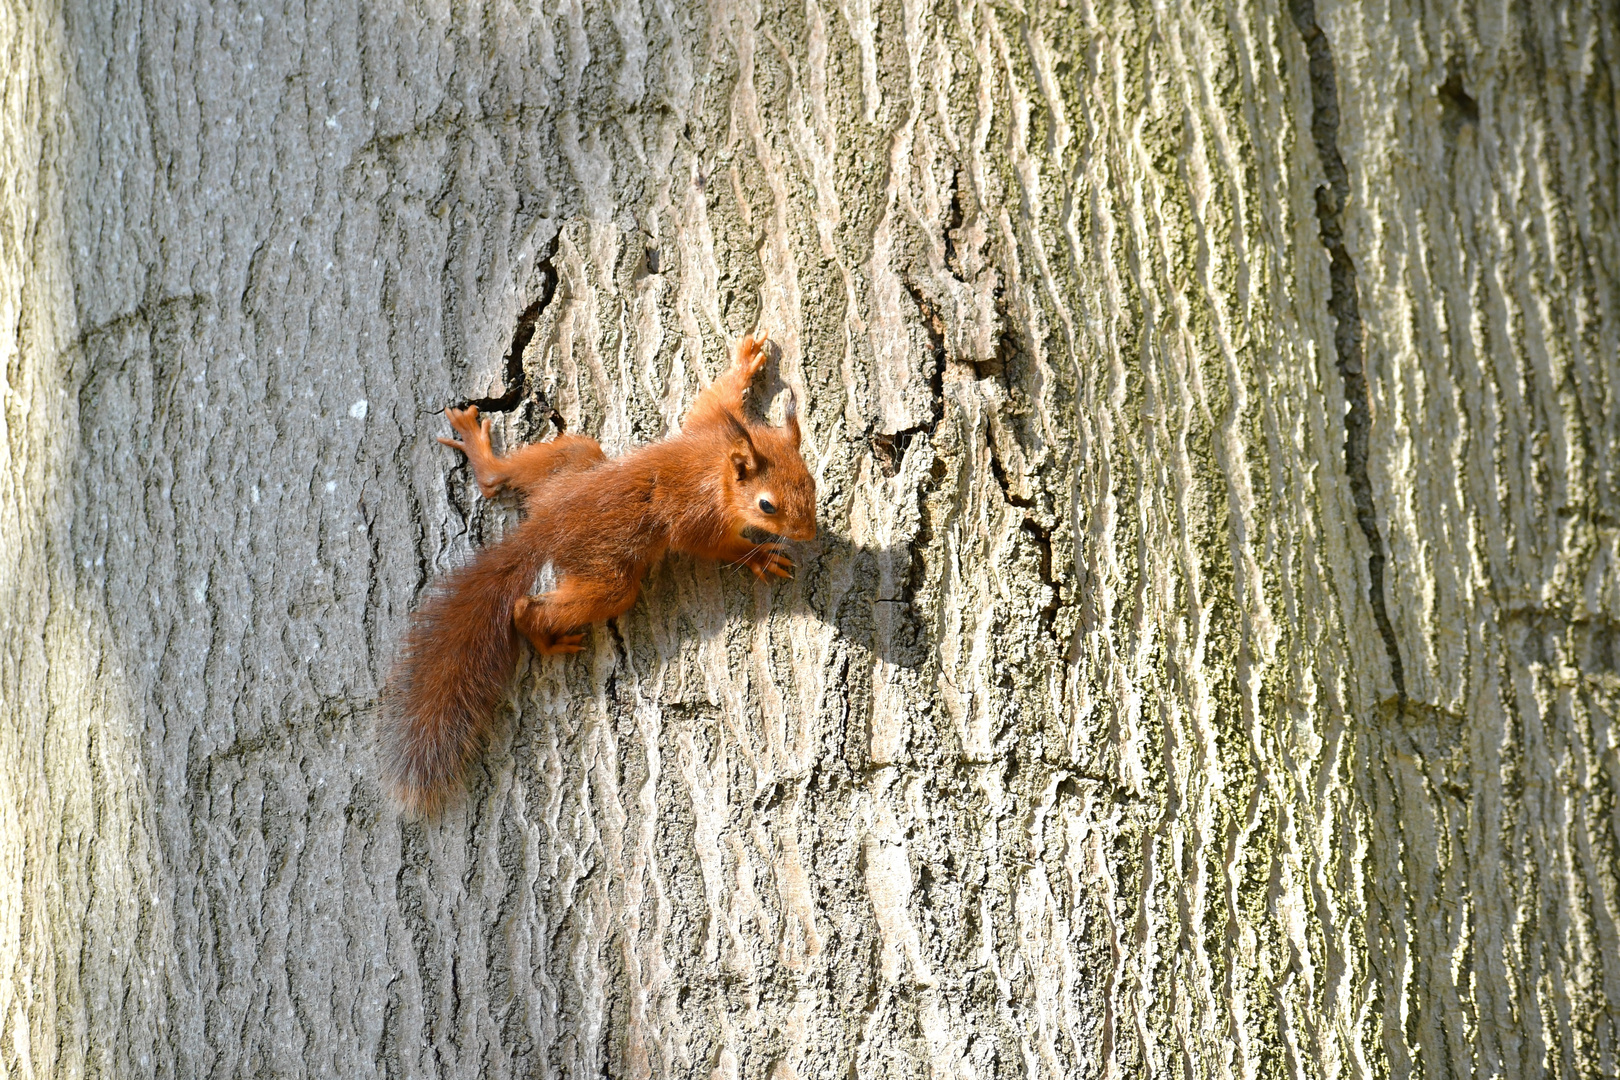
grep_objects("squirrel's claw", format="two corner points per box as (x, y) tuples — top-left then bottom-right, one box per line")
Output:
(517, 601), (586, 654)
(445, 404), (481, 431)
(736, 330), (772, 380)
(442, 406), (495, 445)
(439, 406), (505, 496)
(439, 406), (480, 447)
(745, 545), (794, 580)
(545, 633), (586, 655)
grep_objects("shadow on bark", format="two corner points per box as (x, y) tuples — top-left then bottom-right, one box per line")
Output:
(801, 532), (932, 672)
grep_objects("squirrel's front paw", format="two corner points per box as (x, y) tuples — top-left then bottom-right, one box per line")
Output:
(744, 543), (794, 581)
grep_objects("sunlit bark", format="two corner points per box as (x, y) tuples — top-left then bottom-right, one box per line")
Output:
(4, 1), (1618, 1076)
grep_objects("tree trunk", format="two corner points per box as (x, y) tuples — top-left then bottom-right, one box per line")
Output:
(4, 0), (1618, 1076)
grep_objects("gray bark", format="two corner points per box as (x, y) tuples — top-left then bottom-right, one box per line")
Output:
(3, 0), (1618, 1077)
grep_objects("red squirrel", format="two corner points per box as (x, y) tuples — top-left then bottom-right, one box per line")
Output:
(380, 333), (816, 814)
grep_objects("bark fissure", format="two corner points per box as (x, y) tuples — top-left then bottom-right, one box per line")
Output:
(464, 250), (559, 415)
(871, 280), (949, 477)
(1289, 0), (1407, 700)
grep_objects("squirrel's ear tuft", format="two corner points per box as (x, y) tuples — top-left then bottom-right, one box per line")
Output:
(722, 410), (754, 445)
(783, 389), (801, 448)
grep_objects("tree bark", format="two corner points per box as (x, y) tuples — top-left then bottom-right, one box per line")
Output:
(3, 0), (1618, 1076)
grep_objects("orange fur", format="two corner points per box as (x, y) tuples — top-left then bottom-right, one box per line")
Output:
(379, 334), (816, 814)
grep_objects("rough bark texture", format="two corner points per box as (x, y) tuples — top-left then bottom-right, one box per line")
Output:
(4, 0), (1619, 1076)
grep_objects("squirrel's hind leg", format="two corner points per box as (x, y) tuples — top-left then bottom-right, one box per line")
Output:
(513, 573), (641, 655)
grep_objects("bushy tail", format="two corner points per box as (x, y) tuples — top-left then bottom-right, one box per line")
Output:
(379, 536), (538, 815)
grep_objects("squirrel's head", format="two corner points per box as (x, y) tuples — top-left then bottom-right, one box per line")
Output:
(722, 396), (817, 541)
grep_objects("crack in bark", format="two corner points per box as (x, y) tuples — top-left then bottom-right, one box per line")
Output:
(984, 430), (1064, 638)
(985, 440), (1035, 511)
(1020, 518), (1062, 636)
(464, 245), (560, 414)
(1437, 59), (1479, 138)
(871, 280), (950, 478)
(1289, 0), (1406, 700)
(943, 171), (966, 281)
(971, 320), (1063, 642)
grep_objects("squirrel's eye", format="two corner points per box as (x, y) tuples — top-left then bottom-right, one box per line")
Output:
(759, 498), (778, 515)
